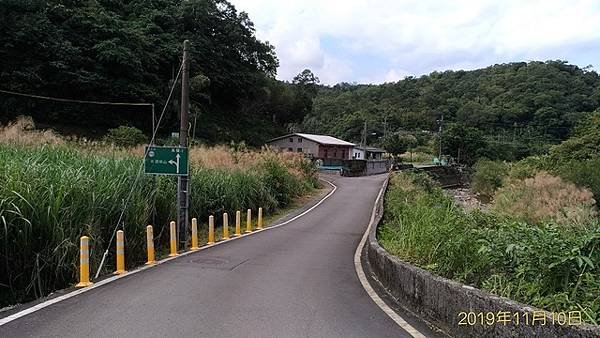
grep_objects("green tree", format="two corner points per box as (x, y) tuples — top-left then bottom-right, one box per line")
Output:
(441, 123), (486, 164)
(549, 110), (600, 162)
(0, 0), (286, 144)
(381, 131), (417, 156)
(292, 69), (320, 117)
(103, 126), (147, 147)
(300, 61), (600, 162)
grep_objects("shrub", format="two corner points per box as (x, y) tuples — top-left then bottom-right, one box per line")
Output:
(104, 126), (147, 147)
(555, 159), (600, 201)
(477, 221), (600, 322)
(259, 155), (302, 208)
(549, 110), (600, 163)
(507, 155), (551, 181)
(492, 172), (597, 227)
(471, 159), (509, 200)
(549, 133), (600, 162)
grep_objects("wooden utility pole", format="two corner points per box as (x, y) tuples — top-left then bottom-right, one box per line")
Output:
(437, 114), (444, 163)
(383, 116), (388, 139)
(177, 40), (190, 249)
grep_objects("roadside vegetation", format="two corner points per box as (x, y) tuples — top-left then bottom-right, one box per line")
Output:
(0, 117), (319, 308)
(380, 172), (600, 324)
(380, 113), (600, 324)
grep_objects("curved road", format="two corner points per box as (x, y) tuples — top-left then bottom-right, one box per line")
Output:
(0, 174), (437, 338)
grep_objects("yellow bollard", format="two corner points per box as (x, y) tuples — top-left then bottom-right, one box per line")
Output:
(191, 218), (199, 250)
(222, 213), (229, 239)
(114, 230), (127, 274)
(76, 236), (93, 287)
(146, 225), (156, 265)
(169, 221), (178, 257)
(235, 211), (241, 236)
(257, 207), (263, 230)
(208, 215), (215, 244)
(245, 209), (252, 233)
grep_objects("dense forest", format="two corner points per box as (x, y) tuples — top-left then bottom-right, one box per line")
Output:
(2, 1), (600, 161)
(0, 0), (317, 144)
(302, 61), (600, 162)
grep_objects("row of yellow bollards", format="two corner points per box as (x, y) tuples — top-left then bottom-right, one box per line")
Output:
(76, 207), (264, 287)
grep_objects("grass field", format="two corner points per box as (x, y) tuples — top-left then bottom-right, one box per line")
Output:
(0, 119), (320, 307)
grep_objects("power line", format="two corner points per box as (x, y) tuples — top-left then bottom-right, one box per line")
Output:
(0, 89), (152, 107)
(94, 61), (184, 279)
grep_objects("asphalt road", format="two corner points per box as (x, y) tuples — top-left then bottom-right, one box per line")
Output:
(0, 174), (434, 338)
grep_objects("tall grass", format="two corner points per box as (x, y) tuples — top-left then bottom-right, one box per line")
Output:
(379, 172), (600, 324)
(493, 172), (597, 227)
(0, 116), (63, 145)
(0, 126), (319, 307)
(399, 151), (433, 164)
(0, 145), (149, 305)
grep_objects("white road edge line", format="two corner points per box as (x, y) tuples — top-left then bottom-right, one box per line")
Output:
(353, 177), (427, 338)
(0, 179), (338, 326)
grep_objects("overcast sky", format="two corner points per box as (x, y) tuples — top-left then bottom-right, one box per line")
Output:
(228, 0), (600, 85)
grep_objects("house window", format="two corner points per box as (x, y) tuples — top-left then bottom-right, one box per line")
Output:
(298, 137), (302, 143)
(289, 138), (294, 143)
(288, 147), (293, 152)
(297, 148), (303, 152)
(324, 149), (328, 157)
(334, 151), (337, 158)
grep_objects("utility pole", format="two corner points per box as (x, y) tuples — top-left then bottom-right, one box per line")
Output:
(383, 115), (388, 139)
(151, 103), (157, 229)
(177, 40), (190, 249)
(360, 120), (367, 149)
(437, 114), (444, 163)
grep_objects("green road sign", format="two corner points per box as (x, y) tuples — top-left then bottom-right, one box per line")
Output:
(144, 146), (189, 175)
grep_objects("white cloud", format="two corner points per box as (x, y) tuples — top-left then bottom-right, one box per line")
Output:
(383, 69), (409, 83)
(229, 0), (600, 84)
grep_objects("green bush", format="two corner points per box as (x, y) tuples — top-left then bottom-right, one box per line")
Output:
(549, 110), (600, 163)
(471, 159), (509, 200)
(508, 155), (551, 181)
(103, 126), (147, 147)
(549, 134), (600, 162)
(259, 156), (301, 208)
(477, 221), (600, 324)
(556, 159), (600, 201)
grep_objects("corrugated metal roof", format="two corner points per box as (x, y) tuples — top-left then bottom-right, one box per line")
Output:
(358, 146), (386, 153)
(267, 133), (355, 146)
(295, 133), (355, 146)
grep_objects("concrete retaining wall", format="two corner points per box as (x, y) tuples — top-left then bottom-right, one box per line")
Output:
(366, 180), (600, 338)
(365, 159), (390, 175)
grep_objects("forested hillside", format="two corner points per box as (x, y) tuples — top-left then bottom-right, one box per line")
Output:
(302, 61), (600, 162)
(2, 1), (599, 157)
(0, 0), (316, 144)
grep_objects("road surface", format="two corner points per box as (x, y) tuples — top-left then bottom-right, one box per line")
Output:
(0, 174), (437, 338)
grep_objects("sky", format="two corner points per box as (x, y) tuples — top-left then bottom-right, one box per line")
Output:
(228, 0), (600, 85)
